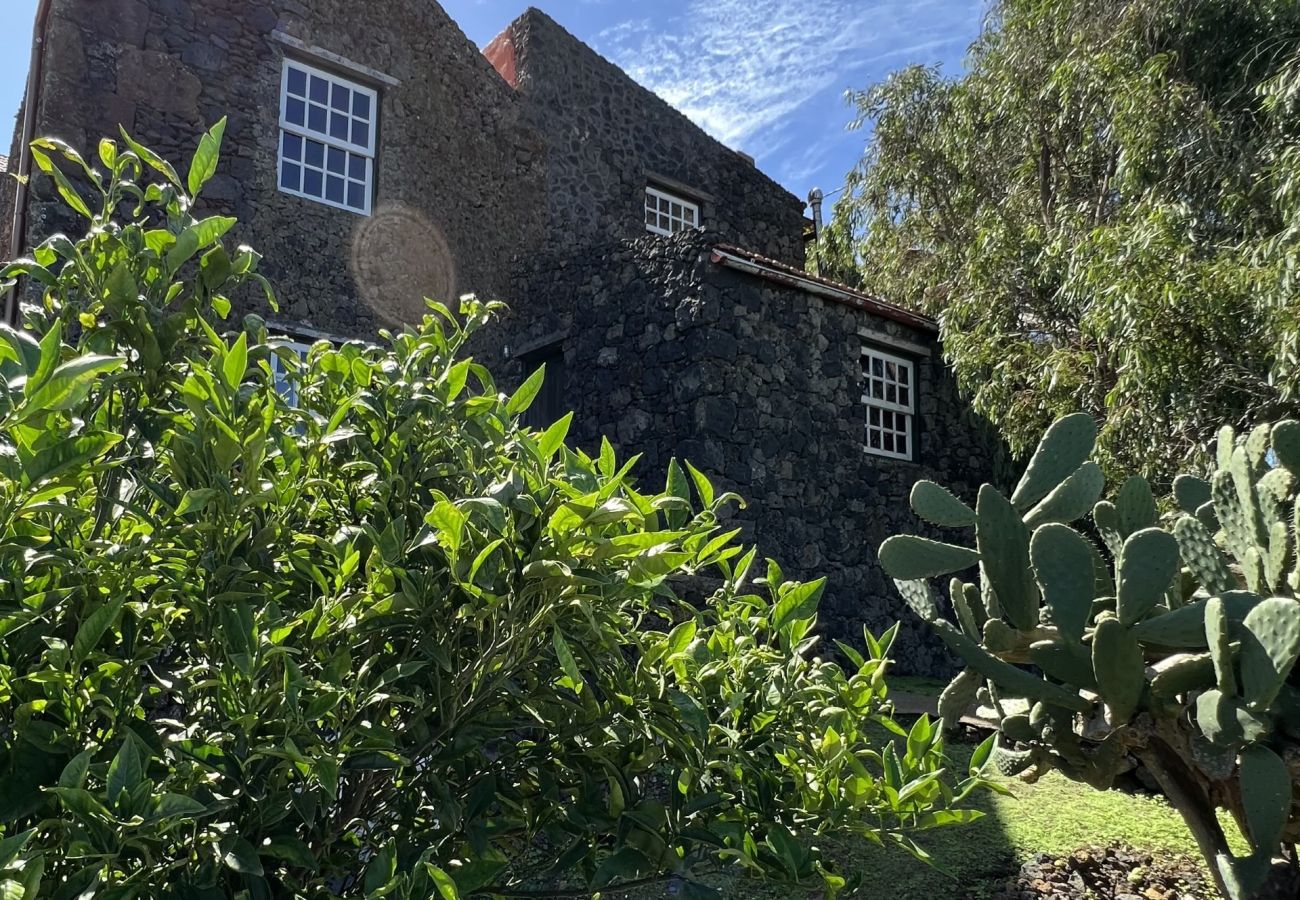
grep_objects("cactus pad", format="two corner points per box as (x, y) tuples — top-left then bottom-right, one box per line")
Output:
(950, 578), (983, 638)
(1116, 475), (1159, 537)
(1239, 744), (1291, 856)
(1131, 592), (1261, 649)
(1173, 474), (1213, 515)
(1239, 597), (1300, 710)
(1172, 514), (1236, 596)
(1010, 412), (1098, 510)
(1116, 528), (1180, 625)
(1092, 618), (1145, 725)
(1206, 596), (1237, 696)
(1024, 461), (1104, 528)
(894, 578), (940, 622)
(1195, 688), (1243, 746)
(938, 667), (982, 728)
(1271, 420), (1300, 475)
(977, 484), (1040, 630)
(988, 742), (1037, 777)
(933, 620), (1090, 712)
(878, 534), (978, 580)
(910, 480), (977, 527)
(1030, 523), (1095, 643)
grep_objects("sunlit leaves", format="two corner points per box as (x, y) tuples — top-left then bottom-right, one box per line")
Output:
(831, 0), (1300, 481)
(0, 126), (987, 900)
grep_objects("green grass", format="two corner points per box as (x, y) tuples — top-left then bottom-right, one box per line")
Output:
(624, 732), (1232, 899)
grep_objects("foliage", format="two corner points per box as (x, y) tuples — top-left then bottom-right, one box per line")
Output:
(880, 413), (1300, 898)
(0, 127), (989, 898)
(829, 0), (1300, 483)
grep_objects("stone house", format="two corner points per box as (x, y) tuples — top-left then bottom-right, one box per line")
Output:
(3, 0), (1007, 673)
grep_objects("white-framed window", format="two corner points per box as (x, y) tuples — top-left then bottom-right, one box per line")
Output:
(278, 59), (377, 215)
(270, 338), (313, 407)
(862, 346), (915, 460)
(645, 185), (700, 236)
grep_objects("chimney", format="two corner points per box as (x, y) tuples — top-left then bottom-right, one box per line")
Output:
(807, 187), (824, 242)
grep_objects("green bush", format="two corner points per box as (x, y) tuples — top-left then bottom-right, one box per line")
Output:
(0, 126), (987, 898)
(881, 414), (1300, 899)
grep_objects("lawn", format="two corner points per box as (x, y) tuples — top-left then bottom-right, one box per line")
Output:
(621, 680), (1242, 899)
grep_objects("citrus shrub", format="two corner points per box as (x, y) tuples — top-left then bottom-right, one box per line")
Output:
(0, 126), (989, 898)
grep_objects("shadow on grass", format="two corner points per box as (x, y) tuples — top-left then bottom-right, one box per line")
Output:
(631, 727), (1219, 900)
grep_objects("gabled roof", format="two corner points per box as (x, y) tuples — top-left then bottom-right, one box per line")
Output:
(710, 244), (937, 332)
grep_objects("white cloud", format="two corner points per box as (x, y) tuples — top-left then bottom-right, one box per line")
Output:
(595, 0), (980, 162)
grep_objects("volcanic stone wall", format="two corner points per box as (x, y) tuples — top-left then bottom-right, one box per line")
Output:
(480, 228), (1011, 675)
(10, 0), (547, 337)
(485, 9), (809, 269)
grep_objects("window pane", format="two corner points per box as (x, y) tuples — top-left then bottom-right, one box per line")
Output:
(304, 139), (324, 169)
(329, 112), (349, 141)
(325, 175), (345, 204)
(869, 430), (881, 449)
(280, 160), (300, 190)
(303, 168), (323, 197)
(347, 181), (367, 210)
(886, 384), (897, 404)
(309, 75), (329, 103)
(331, 82), (350, 111)
(898, 434), (908, 455)
(327, 146), (346, 175)
(899, 366), (910, 385)
(282, 131), (302, 160)
(285, 97), (306, 127)
(348, 155), (367, 180)
(287, 66), (307, 97)
(308, 103), (327, 133)
(351, 120), (370, 147)
(353, 92), (371, 119)
(899, 386), (910, 407)
(883, 433), (895, 453)
(872, 358), (883, 377)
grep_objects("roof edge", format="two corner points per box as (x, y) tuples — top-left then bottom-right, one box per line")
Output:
(710, 244), (937, 333)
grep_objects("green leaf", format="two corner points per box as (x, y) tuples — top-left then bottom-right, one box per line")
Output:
(222, 837), (264, 876)
(539, 411), (573, 459)
(30, 145), (94, 220)
(223, 332), (248, 391)
(553, 629), (583, 694)
(154, 793), (208, 819)
(58, 751), (92, 790)
(773, 578), (826, 632)
(73, 596), (127, 662)
(120, 126), (182, 186)
(105, 738), (143, 806)
(188, 117), (227, 196)
(175, 488), (218, 516)
(507, 365), (546, 416)
(0, 830), (34, 870)
(425, 864), (461, 900)
(23, 354), (125, 414)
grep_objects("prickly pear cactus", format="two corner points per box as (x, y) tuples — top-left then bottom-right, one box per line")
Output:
(879, 416), (1300, 900)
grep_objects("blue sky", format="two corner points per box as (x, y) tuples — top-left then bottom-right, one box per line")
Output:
(1, 0), (987, 198)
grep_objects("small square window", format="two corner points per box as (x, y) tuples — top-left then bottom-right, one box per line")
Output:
(862, 345), (915, 461)
(644, 185), (700, 237)
(278, 58), (377, 215)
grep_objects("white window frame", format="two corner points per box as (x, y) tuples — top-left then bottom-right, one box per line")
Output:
(861, 345), (915, 461)
(644, 185), (700, 237)
(270, 338), (313, 407)
(277, 58), (377, 216)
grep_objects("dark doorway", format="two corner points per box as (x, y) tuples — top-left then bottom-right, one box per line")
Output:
(519, 341), (568, 429)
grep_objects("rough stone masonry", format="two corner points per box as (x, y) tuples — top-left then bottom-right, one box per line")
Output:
(6, 0), (1011, 674)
